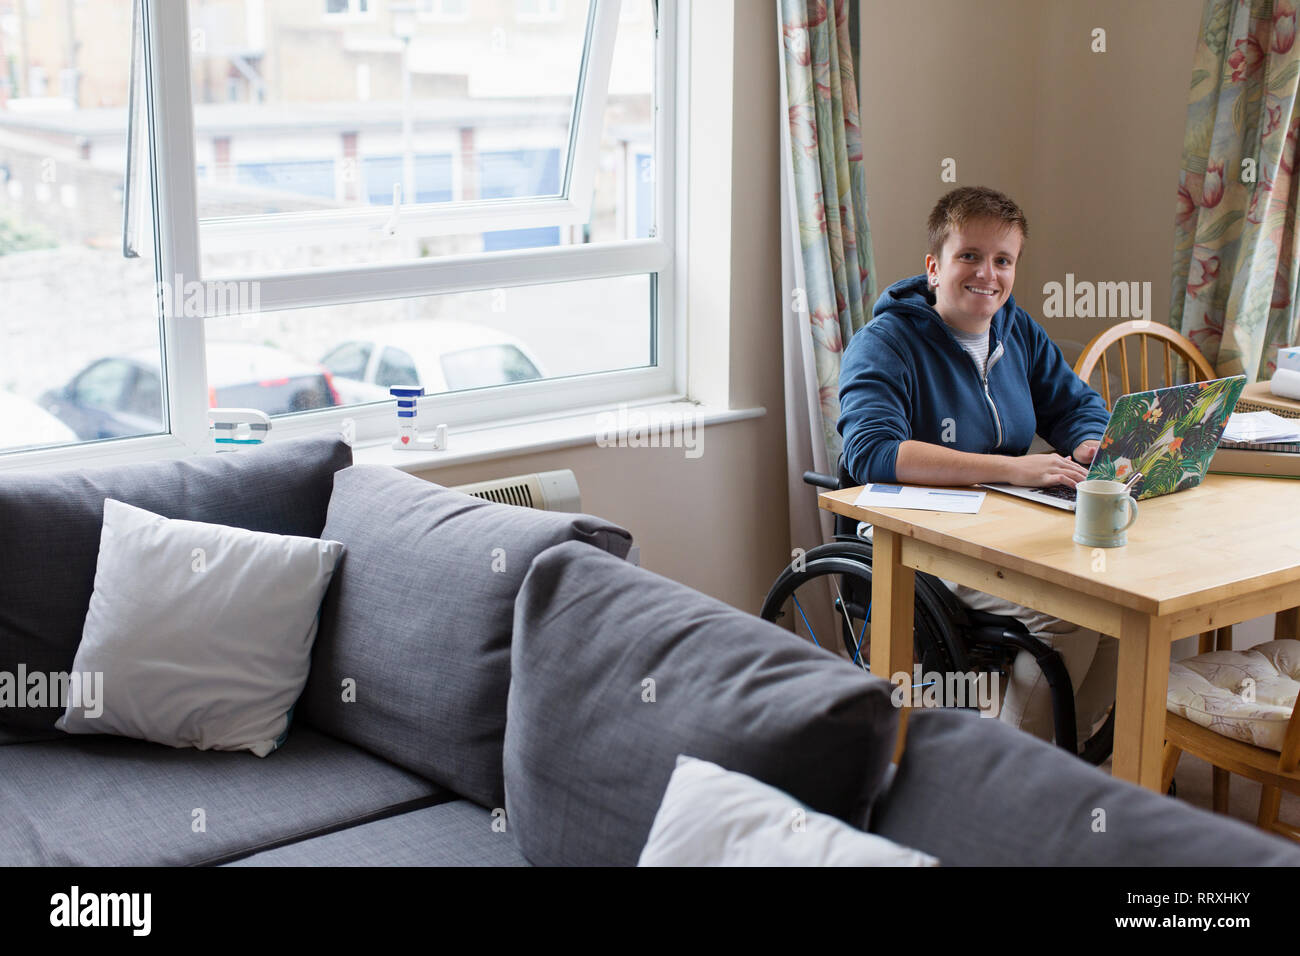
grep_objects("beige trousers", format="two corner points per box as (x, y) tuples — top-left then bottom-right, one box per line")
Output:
(940, 579), (1119, 745)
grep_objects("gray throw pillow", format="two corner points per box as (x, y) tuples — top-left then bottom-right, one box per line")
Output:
(503, 541), (900, 866)
(56, 500), (344, 756)
(0, 436), (351, 732)
(299, 465), (633, 808)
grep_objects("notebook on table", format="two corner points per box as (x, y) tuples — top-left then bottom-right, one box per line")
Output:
(979, 376), (1247, 512)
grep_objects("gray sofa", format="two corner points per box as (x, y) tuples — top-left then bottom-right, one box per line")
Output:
(1, 436), (1297, 867)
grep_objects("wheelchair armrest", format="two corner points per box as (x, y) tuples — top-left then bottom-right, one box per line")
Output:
(965, 609), (1031, 636)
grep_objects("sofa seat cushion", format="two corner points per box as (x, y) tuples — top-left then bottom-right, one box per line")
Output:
(0, 436), (352, 732)
(227, 800), (530, 867)
(868, 708), (1300, 866)
(1167, 640), (1300, 752)
(503, 541), (900, 867)
(300, 465), (633, 811)
(0, 727), (444, 866)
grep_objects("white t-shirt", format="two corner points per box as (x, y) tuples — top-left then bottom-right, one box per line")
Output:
(947, 325), (991, 377)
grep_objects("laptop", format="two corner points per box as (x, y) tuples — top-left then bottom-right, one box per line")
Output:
(979, 375), (1247, 511)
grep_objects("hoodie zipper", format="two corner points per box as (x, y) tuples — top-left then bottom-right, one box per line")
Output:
(982, 342), (1005, 448)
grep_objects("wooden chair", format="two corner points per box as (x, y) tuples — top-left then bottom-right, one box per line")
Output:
(1160, 674), (1300, 844)
(1072, 319), (1218, 412)
(1077, 323), (1300, 832)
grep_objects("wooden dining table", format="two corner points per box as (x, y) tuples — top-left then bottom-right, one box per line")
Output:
(819, 474), (1300, 790)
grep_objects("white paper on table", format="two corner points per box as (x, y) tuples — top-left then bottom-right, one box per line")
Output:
(852, 483), (985, 514)
(1221, 410), (1300, 443)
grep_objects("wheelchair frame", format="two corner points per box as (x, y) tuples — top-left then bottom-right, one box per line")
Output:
(760, 466), (1114, 763)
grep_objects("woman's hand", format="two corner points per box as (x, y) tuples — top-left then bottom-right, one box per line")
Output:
(1002, 453), (1089, 488)
(1072, 439), (1101, 464)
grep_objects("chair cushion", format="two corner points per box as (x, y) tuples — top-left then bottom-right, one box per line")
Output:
(503, 541), (900, 867)
(299, 465), (633, 811)
(227, 800), (530, 867)
(0, 436), (352, 732)
(0, 727), (444, 866)
(1167, 640), (1300, 752)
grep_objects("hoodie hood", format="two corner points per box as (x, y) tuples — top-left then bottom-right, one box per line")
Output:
(872, 274), (1017, 347)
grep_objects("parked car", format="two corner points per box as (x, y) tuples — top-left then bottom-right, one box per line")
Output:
(0, 388), (80, 451)
(41, 343), (341, 441)
(320, 321), (546, 405)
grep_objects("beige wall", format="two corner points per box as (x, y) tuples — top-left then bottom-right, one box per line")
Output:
(859, 0), (1201, 362)
(411, 1), (791, 616)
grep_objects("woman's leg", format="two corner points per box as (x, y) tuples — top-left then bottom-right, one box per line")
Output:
(940, 579), (1118, 745)
(998, 628), (1102, 742)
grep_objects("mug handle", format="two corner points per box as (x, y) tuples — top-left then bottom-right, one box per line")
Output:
(1120, 496), (1139, 531)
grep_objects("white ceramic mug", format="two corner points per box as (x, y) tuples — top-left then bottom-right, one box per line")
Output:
(1072, 479), (1139, 548)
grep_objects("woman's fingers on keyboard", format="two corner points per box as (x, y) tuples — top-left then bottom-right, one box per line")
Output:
(1053, 455), (1088, 485)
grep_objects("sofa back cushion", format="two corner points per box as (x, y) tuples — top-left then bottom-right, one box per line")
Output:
(299, 465), (632, 809)
(0, 436), (352, 732)
(502, 541), (900, 866)
(868, 708), (1300, 866)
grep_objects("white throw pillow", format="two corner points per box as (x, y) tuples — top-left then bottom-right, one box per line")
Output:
(637, 756), (940, 867)
(56, 499), (344, 756)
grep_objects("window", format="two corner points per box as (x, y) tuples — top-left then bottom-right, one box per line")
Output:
(3, 0), (676, 463)
(0, 0), (166, 456)
(516, 0), (565, 23)
(321, 342), (374, 381)
(325, 0), (370, 17)
(376, 347), (419, 388)
(418, 0), (469, 22)
(441, 345), (542, 391)
(72, 361), (134, 412)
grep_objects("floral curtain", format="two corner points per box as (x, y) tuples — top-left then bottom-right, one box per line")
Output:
(1172, 0), (1300, 381)
(778, 0), (875, 462)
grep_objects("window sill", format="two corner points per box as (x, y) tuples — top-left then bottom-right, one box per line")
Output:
(0, 399), (763, 476)
(351, 397), (766, 473)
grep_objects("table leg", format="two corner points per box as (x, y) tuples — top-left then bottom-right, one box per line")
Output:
(870, 527), (914, 685)
(1277, 606), (1300, 641)
(871, 527), (914, 764)
(1112, 608), (1174, 790)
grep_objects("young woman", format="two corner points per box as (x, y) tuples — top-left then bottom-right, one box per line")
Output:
(837, 185), (1117, 745)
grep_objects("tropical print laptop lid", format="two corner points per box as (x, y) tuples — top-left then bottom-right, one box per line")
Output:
(1087, 375), (1246, 500)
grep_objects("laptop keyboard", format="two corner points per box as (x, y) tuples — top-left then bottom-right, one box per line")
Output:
(1037, 484), (1079, 502)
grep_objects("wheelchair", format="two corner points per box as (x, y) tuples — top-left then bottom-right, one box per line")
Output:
(760, 464), (1115, 765)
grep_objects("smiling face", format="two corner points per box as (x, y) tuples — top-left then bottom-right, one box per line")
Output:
(924, 218), (1022, 333)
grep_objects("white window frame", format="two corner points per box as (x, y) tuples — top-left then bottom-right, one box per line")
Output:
(0, 0), (678, 471)
(200, 1), (619, 252)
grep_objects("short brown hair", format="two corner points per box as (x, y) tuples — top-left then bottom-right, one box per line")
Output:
(927, 186), (1028, 261)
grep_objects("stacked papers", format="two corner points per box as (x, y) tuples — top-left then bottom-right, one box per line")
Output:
(1221, 411), (1300, 444)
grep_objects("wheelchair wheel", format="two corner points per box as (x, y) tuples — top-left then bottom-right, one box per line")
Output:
(759, 542), (966, 685)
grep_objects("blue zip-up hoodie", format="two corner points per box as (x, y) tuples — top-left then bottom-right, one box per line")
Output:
(837, 274), (1111, 485)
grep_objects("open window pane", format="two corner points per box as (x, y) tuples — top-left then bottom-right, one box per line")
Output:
(202, 273), (654, 414)
(189, 0), (590, 215)
(0, 0), (165, 454)
(189, 0), (655, 276)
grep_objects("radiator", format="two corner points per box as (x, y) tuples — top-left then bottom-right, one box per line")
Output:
(451, 469), (581, 513)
